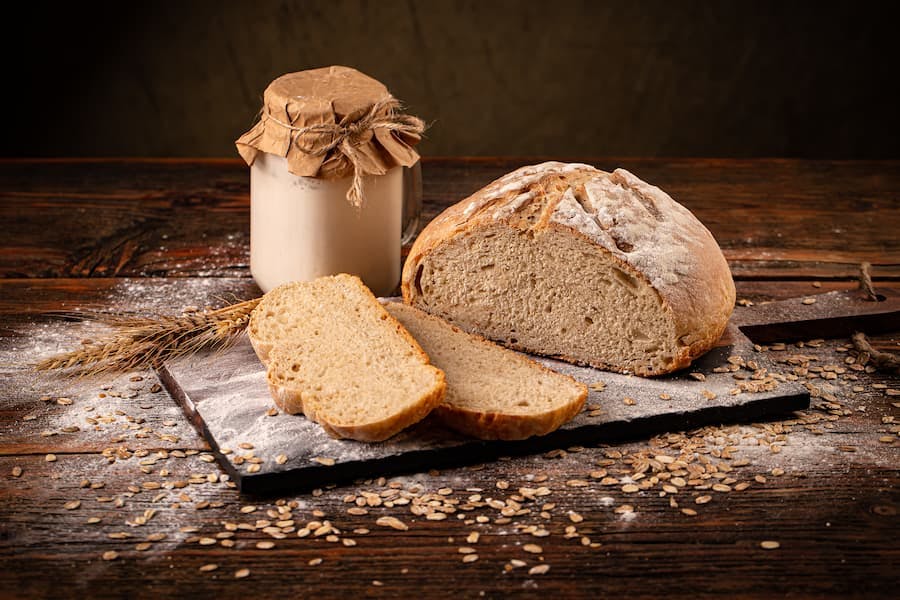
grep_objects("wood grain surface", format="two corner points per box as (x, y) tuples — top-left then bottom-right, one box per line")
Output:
(1, 159), (898, 599)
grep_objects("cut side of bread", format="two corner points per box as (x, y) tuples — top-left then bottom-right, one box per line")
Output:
(384, 302), (587, 440)
(248, 274), (446, 442)
(402, 163), (736, 376)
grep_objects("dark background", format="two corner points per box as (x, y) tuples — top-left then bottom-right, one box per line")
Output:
(6, 1), (899, 159)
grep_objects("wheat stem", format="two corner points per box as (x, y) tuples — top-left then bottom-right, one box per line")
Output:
(35, 297), (261, 378)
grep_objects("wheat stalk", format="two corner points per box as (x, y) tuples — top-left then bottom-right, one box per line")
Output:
(35, 297), (262, 377)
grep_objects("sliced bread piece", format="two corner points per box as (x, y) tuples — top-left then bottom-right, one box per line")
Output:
(402, 162), (735, 376)
(248, 274), (446, 442)
(384, 302), (587, 440)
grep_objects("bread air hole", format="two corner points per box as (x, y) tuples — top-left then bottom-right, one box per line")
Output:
(414, 264), (424, 296)
(630, 329), (649, 341)
(613, 268), (638, 290)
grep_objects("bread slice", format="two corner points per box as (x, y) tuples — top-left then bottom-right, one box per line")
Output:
(247, 274), (446, 442)
(402, 162), (736, 376)
(384, 302), (587, 440)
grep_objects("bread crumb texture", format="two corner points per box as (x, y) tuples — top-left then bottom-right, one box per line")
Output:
(402, 162), (735, 376)
(248, 274), (446, 441)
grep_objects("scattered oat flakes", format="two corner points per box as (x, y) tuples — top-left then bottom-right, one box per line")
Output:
(312, 457), (336, 466)
(376, 516), (409, 531)
(760, 540), (781, 550)
(102, 551), (118, 561)
(529, 564), (550, 575)
(523, 544), (542, 554)
(234, 568), (250, 579)
(45, 454), (57, 462)
(199, 564), (218, 572)
(64, 500), (81, 510)
(11, 466), (22, 478)
(256, 541), (275, 549)
(308, 558), (323, 566)
(276, 454), (288, 465)
(462, 554), (479, 563)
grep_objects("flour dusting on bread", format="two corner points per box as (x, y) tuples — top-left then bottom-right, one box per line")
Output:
(402, 162), (736, 376)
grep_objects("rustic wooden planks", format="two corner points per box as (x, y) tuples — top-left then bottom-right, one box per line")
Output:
(1, 159), (898, 598)
(1, 158), (898, 280)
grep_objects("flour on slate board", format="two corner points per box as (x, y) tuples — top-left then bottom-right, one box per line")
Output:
(164, 315), (805, 488)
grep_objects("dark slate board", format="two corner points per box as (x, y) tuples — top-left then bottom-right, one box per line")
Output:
(159, 326), (809, 495)
(158, 289), (899, 494)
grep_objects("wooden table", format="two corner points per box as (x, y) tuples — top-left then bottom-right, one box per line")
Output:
(1, 158), (898, 598)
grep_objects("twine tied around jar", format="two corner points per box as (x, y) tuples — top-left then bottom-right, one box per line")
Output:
(261, 96), (425, 208)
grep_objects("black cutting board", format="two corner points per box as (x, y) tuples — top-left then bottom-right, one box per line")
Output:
(158, 289), (899, 494)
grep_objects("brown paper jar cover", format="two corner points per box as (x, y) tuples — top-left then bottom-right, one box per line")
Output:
(235, 66), (423, 182)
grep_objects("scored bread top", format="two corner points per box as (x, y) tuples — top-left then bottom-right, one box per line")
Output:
(248, 274), (446, 442)
(384, 302), (587, 440)
(402, 162), (736, 369)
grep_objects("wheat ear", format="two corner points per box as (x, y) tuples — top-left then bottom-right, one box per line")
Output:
(35, 297), (262, 378)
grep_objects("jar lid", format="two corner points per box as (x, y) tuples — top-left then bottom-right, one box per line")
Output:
(236, 66), (425, 207)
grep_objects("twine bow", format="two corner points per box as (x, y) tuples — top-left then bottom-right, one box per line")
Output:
(262, 96), (425, 207)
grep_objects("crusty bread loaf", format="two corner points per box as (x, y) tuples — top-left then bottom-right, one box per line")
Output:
(401, 162), (736, 376)
(384, 302), (588, 440)
(248, 274), (446, 442)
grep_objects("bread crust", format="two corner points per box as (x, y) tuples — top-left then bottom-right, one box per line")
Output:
(433, 393), (585, 441)
(402, 163), (735, 376)
(266, 366), (446, 442)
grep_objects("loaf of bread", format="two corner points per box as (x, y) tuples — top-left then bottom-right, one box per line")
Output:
(384, 302), (587, 440)
(248, 275), (446, 441)
(401, 162), (735, 376)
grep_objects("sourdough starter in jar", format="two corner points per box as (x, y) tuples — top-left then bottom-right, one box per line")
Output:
(250, 152), (403, 296)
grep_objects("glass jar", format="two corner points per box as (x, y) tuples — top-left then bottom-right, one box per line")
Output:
(250, 153), (421, 296)
(236, 66), (426, 296)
